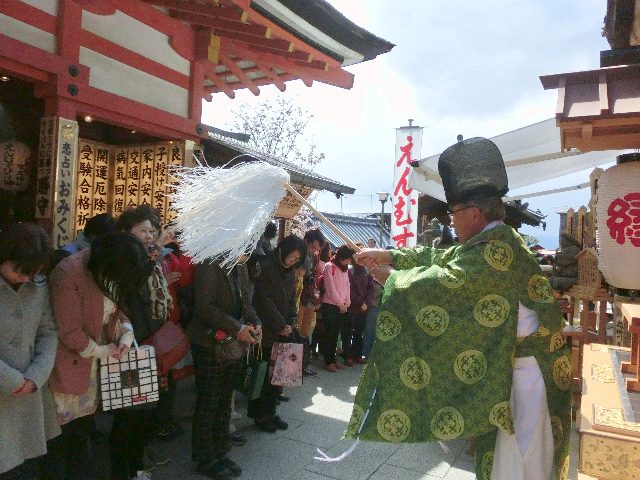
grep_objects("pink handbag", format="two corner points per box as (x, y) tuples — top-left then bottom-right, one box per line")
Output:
(269, 342), (303, 387)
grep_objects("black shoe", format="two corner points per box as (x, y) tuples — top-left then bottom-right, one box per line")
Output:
(271, 415), (288, 430)
(278, 394), (290, 402)
(255, 418), (278, 433)
(228, 432), (247, 447)
(303, 367), (318, 377)
(217, 456), (242, 477)
(195, 460), (232, 480)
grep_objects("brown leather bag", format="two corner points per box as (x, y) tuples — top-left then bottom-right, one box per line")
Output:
(143, 321), (190, 376)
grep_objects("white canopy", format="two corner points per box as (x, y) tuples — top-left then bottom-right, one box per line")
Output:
(409, 118), (627, 202)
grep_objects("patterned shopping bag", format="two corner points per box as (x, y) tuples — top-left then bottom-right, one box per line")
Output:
(269, 342), (303, 387)
(100, 344), (159, 411)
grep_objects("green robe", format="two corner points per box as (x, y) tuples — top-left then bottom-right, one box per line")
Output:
(345, 225), (571, 480)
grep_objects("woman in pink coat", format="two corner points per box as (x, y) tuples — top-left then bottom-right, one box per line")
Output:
(44, 232), (153, 480)
(319, 245), (353, 372)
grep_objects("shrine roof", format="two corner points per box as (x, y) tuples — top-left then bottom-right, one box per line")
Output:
(251, 0), (395, 66)
(146, 0), (394, 97)
(202, 131), (356, 196)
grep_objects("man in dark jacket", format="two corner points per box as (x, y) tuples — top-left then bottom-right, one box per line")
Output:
(188, 260), (260, 480)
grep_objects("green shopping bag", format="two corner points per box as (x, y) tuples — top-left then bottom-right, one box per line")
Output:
(235, 343), (268, 401)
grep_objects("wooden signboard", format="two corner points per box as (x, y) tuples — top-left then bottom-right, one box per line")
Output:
(275, 184), (312, 219)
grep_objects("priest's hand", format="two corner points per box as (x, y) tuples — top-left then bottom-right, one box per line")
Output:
(354, 249), (392, 269)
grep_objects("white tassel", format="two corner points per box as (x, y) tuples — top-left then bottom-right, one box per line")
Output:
(171, 159), (289, 268)
(315, 388), (377, 463)
(313, 386), (450, 462)
(314, 440), (360, 462)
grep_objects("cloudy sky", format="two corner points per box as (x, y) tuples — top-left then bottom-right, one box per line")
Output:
(202, 0), (612, 248)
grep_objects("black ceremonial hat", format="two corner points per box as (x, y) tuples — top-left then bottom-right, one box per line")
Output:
(437, 137), (508, 205)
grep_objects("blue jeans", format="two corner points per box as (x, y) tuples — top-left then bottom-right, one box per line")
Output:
(362, 305), (378, 358)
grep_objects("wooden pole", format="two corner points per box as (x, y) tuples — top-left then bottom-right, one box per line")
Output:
(283, 183), (360, 251)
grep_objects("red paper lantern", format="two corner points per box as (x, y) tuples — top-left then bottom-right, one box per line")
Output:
(0, 141), (31, 192)
(595, 160), (640, 290)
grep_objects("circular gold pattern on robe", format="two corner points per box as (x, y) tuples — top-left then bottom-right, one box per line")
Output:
(399, 357), (431, 391)
(430, 406), (465, 440)
(415, 306), (449, 337)
(553, 355), (572, 391)
(549, 331), (566, 352)
(474, 294), (510, 328)
(376, 409), (411, 443)
(454, 350), (487, 385)
(437, 267), (466, 289)
(394, 251), (418, 270)
(527, 274), (555, 304)
(550, 416), (564, 449)
(483, 240), (514, 272)
(376, 311), (402, 342)
(489, 401), (514, 434)
(533, 326), (551, 337)
(346, 404), (365, 437)
(480, 451), (494, 480)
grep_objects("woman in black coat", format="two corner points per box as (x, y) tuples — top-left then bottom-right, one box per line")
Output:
(248, 235), (306, 432)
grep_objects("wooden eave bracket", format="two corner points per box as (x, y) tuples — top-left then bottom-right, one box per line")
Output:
(143, 0), (248, 22)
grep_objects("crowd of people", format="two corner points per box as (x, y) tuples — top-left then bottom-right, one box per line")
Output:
(0, 205), (380, 480)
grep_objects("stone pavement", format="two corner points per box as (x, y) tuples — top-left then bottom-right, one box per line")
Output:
(131, 358), (581, 480)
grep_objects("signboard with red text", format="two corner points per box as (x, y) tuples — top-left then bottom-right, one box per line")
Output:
(392, 126), (423, 248)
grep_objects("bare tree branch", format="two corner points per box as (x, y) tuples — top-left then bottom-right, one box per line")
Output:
(230, 97), (325, 170)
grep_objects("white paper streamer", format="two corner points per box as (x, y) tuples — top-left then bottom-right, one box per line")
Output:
(171, 160), (289, 267)
(314, 385), (449, 463)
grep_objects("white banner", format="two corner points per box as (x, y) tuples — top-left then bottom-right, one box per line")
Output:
(392, 126), (423, 248)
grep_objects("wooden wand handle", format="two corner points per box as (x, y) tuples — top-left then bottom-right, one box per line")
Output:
(283, 183), (361, 252)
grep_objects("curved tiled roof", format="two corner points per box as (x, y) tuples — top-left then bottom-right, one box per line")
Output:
(310, 211), (391, 248)
(203, 130), (355, 196)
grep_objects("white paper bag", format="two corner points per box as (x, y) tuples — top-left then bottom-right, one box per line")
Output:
(100, 344), (159, 411)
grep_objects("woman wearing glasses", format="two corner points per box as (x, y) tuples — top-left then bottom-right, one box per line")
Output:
(249, 234), (306, 432)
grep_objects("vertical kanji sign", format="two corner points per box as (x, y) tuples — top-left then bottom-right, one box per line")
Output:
(153, 144), (168, 215)
(35, 118), (56, 219)
(165, 143), (184, 224)
(76, 141), (96, 232)
(392, 123), (423, 248)
(53, 119), (79, 248)
(113, 147), (128, 215)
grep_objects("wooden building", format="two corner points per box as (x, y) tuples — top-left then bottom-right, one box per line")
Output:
(540, 0), (640, 152)
(0, 0), (393, 246)
(540, 2), (640, 478)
